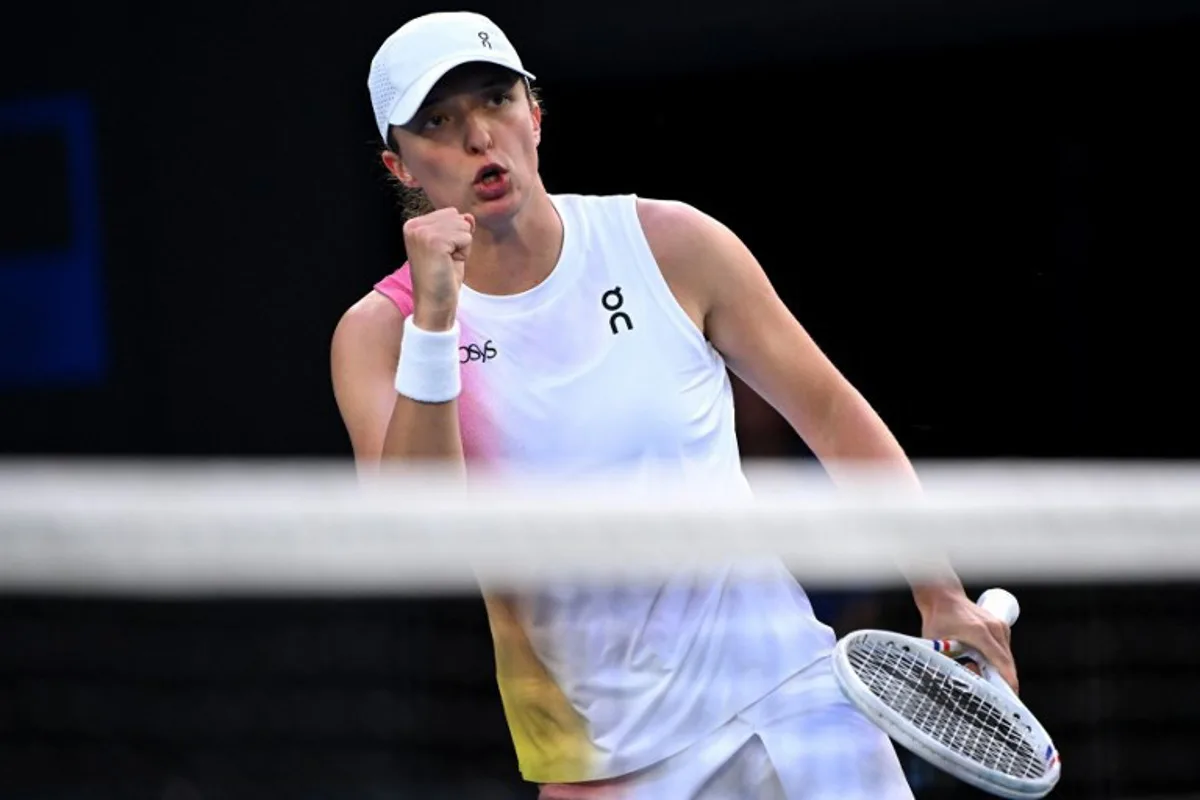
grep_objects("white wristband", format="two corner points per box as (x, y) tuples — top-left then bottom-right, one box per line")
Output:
(394, 316), (461, 403)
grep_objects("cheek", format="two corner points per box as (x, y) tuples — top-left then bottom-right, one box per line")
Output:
(516, 126), (541, 162)
(410, 151), (458, 192)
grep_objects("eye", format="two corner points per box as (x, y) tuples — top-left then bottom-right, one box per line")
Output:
(487, 90), (514, 108)
(422, 113), (448, 131)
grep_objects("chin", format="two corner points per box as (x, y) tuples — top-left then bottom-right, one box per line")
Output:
(472, 187), (525, 221)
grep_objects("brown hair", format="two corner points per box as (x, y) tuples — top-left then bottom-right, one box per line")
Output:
(382, 80), (542, 220)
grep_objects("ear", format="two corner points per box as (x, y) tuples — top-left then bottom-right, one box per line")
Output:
(381, 148), (420, 189)
(531, 102), (542, 148)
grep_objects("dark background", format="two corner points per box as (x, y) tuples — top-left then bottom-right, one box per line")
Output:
(2, 0), (1199, 797)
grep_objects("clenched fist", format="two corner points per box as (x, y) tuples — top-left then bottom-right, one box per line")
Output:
(403, 208), (475, 332)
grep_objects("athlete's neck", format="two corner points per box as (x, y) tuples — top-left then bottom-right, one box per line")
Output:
(463, 188), (562, 297)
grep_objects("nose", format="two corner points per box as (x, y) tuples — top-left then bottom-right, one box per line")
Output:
(463, 112), (493, 155)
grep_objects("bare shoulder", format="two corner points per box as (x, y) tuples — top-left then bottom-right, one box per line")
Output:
(331, 291), (405, 363)
(635, 197), (728, 264)
(634, 197), (763, 330)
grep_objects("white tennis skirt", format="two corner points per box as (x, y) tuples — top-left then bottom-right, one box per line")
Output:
(537, 655), (916, 800)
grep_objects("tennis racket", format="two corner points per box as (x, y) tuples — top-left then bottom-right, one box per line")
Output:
(832, 588), (1061, 799)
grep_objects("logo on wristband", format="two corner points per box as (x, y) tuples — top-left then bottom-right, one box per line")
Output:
(460, 340), (498, 364)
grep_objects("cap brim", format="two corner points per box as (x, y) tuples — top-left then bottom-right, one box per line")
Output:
(387, 53), (536, 128)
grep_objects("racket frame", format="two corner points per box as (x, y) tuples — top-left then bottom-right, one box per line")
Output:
(832, 628), (1061, 799)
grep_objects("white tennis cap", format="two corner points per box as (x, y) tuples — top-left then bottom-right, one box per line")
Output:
(367, 12), (536, 143)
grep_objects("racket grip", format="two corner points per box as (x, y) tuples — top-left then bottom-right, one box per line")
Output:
(977, 588), (1020, 626)
(972, 588), (1020, 697)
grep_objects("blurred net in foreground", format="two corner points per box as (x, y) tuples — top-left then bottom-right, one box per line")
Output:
(1, 460), (1199, 799)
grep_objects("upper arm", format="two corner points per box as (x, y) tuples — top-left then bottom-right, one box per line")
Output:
(637, 199), (856, 447)
(330, 292), (405, 470)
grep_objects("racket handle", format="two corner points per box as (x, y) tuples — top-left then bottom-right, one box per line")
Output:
(977, 588), (1020, 626)
(973, 588), (1020, 698)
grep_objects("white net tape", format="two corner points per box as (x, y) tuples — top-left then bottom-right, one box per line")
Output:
(2, 459), (1199, 595)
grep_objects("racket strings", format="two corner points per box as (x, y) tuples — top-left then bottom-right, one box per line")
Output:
(847, 638), (1044, 779)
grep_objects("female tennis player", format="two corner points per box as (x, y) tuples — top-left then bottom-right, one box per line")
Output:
(331, 11), (1018, 799)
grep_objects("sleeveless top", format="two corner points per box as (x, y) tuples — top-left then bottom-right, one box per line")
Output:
(374, 193), (835, 783)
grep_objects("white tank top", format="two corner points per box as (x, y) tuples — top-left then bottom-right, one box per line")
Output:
(373, 193), (835, 783)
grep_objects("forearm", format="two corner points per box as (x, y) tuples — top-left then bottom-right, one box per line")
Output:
(380, 312), (466, 468)
(910, 570), (966, 613)
(809, 385), (965, 606)
(807, 383), (920, 488)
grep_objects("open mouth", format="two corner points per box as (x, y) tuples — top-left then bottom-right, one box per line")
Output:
(474, 164), (506, 186)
